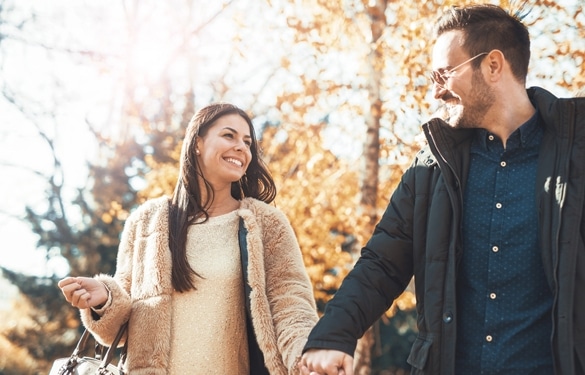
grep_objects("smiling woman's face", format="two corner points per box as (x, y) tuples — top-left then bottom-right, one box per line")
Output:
(195, 113), (252, 190)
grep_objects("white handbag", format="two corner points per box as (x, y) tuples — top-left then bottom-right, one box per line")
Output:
(49, 323), (127, 375)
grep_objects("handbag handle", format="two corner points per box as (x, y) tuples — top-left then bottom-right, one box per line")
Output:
(98, 322), (128, 370)
(71, 329), (92, 358)
(71, 323), (128, 369)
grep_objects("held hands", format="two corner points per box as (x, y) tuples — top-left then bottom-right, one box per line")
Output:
(57, 277), (108, 309)
(299, 349), (354, 375)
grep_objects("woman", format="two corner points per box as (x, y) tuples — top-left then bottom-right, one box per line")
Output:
(58, 103), (319, 374)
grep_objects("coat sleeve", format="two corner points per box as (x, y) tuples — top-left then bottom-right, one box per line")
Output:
(303, 165), (417, 356)
(78, 207), (138, 346)
(248, 204), (320, 375)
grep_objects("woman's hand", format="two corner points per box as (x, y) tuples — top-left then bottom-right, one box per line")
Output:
(299, 349), (354, 375)
(58, 277), (108, 309)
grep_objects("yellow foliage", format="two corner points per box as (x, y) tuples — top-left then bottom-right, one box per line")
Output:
(0, 335), (39, 375)
(131, 0), (585, 322)
(0, 296), (53, 374)
(138, 144), (182, 200)
(260, 122), (412, 309)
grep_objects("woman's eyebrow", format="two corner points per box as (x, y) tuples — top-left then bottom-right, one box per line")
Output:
(222, 127), (252, 139)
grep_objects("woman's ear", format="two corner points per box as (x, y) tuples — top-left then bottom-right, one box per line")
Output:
(195, 137), (202, 155)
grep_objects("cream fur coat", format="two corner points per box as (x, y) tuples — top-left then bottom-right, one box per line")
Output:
(80, 196), (318, 375)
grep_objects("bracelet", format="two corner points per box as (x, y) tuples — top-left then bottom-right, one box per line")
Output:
(91, 282), (112, 311)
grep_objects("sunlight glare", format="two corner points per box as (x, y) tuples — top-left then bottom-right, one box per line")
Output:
(126, 29), (179, 84)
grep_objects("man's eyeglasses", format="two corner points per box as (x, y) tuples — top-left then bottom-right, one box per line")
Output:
(429, 52), (488, 87)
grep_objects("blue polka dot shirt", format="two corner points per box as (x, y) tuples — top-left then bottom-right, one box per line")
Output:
(455, 111), (554, 375)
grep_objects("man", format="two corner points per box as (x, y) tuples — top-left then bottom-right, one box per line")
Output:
(300, 4), (585, 375)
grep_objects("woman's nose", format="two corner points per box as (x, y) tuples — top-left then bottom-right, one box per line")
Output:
(234, 139), (246, 151)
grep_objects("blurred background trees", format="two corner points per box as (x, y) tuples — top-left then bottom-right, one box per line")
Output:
(0, 0), (583, 374)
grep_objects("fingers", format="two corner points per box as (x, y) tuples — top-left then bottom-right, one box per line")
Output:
(299, 364), (315, 375)
(58, 278), (81, 303)
(342, 356), (354, 375)
(300, 368), (342, 375)
(57, 277), (94, 309)
(70, 288), (91, 308)
(57, 277), (75, 288)
(299, 349), (353, 375)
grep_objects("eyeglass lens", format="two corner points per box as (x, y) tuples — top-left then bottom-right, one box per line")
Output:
(430, 52), (488, 87)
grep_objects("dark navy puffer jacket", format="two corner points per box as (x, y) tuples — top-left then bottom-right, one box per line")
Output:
(304, 87), (585, 374)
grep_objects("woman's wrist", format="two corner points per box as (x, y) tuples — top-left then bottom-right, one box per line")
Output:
(91, 282), (111, 311)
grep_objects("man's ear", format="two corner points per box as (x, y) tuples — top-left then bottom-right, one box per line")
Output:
(485, 49), (505, 81)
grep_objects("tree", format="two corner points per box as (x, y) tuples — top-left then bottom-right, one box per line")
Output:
(1, 1), (584, 374)
(0, 1), (244, 373)
(265, 0), (585, 373)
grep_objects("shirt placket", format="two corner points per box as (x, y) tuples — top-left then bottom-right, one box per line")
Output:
(481, 136), (508, 372)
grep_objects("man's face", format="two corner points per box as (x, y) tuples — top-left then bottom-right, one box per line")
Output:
(431, 30), (495, 129)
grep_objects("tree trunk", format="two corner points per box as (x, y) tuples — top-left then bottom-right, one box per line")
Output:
(355, 1), (388, 374)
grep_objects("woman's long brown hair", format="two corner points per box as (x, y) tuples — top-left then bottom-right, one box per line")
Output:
(168, 103), (276, 292)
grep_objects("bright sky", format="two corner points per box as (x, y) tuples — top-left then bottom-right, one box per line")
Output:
(0, 0), (288, 278)
(0, 0), (583, 283)
(0, 0), (124, 278)
(0, 3), (136, 311)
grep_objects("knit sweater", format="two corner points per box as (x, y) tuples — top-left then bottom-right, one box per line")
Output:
(169, 211), (248, 374)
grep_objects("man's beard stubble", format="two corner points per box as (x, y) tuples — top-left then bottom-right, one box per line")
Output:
(445, 69), (496, 129)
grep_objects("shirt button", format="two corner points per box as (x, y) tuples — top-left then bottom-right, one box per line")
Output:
(486, 335), (493, 342)
(500, 161), (507, 167)
(492, 246), (499, 253)
(490, 293), (497, 299)
(442, 312), (453, 323)
(496, 203), (502, 209)
(488, 135), (495, 141)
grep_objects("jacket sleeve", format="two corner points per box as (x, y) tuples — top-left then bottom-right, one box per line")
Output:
(253, 205), (320, 374)
(79, 208), (138, 346)
(303, 166), (417, 356)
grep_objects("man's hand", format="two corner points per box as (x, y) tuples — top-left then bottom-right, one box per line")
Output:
(298, 349), (354, 375)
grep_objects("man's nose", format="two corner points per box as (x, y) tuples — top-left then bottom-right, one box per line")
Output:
(432, 82), (448, 100)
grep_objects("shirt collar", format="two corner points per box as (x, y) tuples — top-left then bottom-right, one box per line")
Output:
(475, 110), (541, 151)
